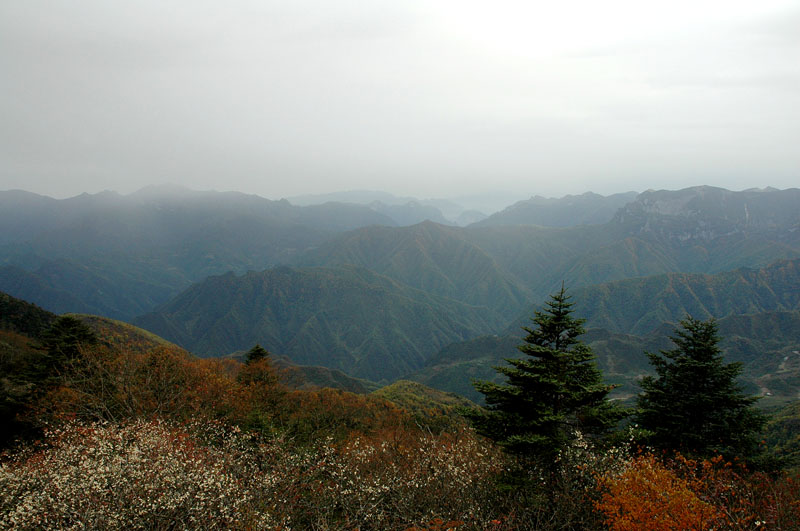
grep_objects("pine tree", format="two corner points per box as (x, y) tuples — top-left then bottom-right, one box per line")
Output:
(245, 344), (270, 364)
(467, 286), (625, 465)
(636, 316), (766, 460)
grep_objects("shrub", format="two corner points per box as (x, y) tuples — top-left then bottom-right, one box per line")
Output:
(0, 419), (276, 529)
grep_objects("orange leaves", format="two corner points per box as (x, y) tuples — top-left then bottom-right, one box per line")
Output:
(37, 344), (253, 423)
(596, 453), (719, 530)
(596, 451), (800, 530)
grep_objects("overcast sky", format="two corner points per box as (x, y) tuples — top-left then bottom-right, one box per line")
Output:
(1, 1), (798, 201)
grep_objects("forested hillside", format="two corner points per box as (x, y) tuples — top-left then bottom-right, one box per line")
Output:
(3, 185), (799, 395)
(134, 265), (505, 381)
(3, 289), (798, 529)
(410, 260), (800, 404)
(296, 221), (531, 320)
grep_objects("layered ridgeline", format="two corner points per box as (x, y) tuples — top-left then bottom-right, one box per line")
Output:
(3, 186), (799, 323)
(411, 259), (800, 404)
(297, 187), (800, 305)
(468, 186), (800, 296)
(134, 265), (505, 382)
(0, 187), (395, 320)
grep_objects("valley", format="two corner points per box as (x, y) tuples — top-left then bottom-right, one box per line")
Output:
(1, 185), (799, 402)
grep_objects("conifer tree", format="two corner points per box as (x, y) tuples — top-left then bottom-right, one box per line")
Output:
(636, 316), (766, 460)
(245, 344), (270, 364)
(467, 286), (625, 465)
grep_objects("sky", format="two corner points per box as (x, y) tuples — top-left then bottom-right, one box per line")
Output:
(1, 0), (798, 201)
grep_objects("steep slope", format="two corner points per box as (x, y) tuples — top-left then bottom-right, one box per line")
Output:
(0, 261), (175, 319)
(72, 314), (179, 354)
(462, 223), (625, 297)
(134, 265), (505, 382)
(295, 221), (531, 321)
(611, 186), (800, 272)
(411, 311), (800, 404)
(570, 258), (800, 336)
(412, 257), (800, 403)
(466, 186), (800, 296)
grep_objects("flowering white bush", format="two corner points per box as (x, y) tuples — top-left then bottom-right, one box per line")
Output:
(0, 419), (276, 530)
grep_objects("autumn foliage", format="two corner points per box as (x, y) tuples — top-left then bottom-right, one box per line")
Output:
(2, 319), (799, 530)
(596, 452), (800, 530)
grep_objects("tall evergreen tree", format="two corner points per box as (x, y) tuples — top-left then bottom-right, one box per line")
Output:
(245, 344), (270, 364)
(636, 316), (766, 460)
(467, 286), (624, 465)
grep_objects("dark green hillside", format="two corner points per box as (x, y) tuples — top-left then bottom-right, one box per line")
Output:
(0, 261), (175, 320)
(134, 265), (505, 382)
(295, 221), (531, 320)
(462, 223), (626, 296)
(0, 290), (57, 338)
(764, 400), (800, 467)
(570, 259), (800, 335)
(408, 334), (520, 401)
(559, 237), (680, 287)
(411, 310), (800, 404)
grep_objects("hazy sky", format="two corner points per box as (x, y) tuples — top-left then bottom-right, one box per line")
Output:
(1, 1), (798, 200)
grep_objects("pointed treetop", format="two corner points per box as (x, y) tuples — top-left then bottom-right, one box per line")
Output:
(523, 283), (586, 352)
(245, 344), (270, 364)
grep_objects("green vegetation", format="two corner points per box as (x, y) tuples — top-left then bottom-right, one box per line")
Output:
(2, 290), (799, 529)
(763, 401), (800, 469)
(412, 262), (800, 405)
(1, 185), (799, 526)
(637, 317), (766, 461)
(245, 343), (270, 364)
(296, 221), (532, 321)
(467, 287), (625, 466)
(372, 379), (473, 427)
(134, 265), (505, 381)
(0, 291), (56, 338)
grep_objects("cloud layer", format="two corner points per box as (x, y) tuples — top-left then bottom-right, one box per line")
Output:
(1, 0), (798, 200)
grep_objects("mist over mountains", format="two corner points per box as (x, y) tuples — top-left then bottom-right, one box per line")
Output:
(1, 184), (798, 398)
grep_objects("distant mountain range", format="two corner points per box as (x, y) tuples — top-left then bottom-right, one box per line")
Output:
(473, 191), (638, 228)
(0, 186), (393, 319)
(2, 185), (799, 400)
